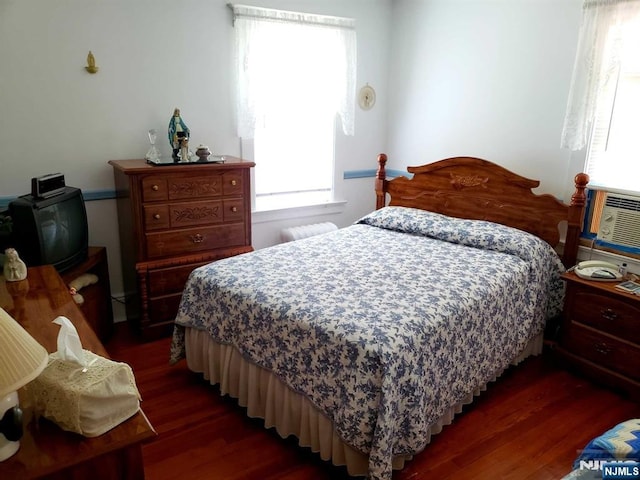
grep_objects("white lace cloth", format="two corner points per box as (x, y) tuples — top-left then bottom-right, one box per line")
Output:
(29, 350), (141, 437)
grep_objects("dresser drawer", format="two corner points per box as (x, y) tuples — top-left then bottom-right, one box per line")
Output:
(167, 174), (224, 201)
(223, 199), (245, 223)
(143, 205), (171, 231)
(569, 289), (640, 344)
(222, 171), (244, 196)
(142, 177), (169, 202)
(148, 293), (183, 325)
(148, 262), (209, 296)
(145, 223), (246, 258)
(144, 200), (226, 231)
(563, 323), (640, 381)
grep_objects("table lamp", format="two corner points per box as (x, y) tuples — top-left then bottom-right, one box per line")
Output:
(0, 307), (48, 461)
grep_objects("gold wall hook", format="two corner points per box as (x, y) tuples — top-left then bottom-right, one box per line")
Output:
(85, 51), (99, 74)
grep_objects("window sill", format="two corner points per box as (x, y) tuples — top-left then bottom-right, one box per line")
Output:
(252, 199), (346, 224)
(585, 184), (640, 197)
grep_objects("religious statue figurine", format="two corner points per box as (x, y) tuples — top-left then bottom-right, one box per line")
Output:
(168, 108), (190, 161)
(3, 248), (28, 282)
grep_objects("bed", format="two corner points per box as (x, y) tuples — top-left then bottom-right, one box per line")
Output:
(170, 154), (589, 480)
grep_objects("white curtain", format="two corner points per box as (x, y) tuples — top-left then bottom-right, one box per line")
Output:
(231, 4), (356, 139)
(560, 0), (640, 151)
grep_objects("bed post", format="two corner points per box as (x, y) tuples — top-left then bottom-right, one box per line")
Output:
(375, 153), (388, 210)
(563, 173), (589, 268)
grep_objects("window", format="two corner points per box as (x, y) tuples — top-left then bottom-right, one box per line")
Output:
(231, 5), (356, 211)
(561, 0), (640, 194)
(586, 15), (640, 193)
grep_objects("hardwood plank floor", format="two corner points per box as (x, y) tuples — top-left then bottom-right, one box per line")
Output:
(106, 324), (639, 480)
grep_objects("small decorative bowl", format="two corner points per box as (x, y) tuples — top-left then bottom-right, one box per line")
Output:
(195, 145), (211, 161)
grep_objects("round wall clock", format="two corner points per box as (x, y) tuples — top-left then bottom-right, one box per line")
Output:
(358, 84), (376, 110)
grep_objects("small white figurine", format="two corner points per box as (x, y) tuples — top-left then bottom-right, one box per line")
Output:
(3, 248), (28, 282)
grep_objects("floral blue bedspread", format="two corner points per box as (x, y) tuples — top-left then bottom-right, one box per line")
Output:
(170, 207), (565, 480)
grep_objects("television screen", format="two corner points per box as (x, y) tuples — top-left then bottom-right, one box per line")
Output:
(9, 187), (88, 273)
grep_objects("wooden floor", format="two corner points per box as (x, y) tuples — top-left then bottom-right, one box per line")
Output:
(106, 324), (639, 480)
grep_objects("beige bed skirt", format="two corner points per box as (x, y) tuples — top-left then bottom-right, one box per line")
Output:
(184, 327), (544, 477)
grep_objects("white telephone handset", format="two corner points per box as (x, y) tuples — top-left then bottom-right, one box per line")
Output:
(574, 260), (623, 282)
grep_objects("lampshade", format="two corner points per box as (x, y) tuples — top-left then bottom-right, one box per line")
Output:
(0, 308), (48, 399)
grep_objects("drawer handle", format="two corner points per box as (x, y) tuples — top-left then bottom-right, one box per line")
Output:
(152, 184), (159, 191)
(594, 342), (612, 355)
(600, 308), (618, 321)
(190, 234), (205, 244)
(231, 180), (237, 186)
(153, 214), (161, 220)
(231, 206), (238, 213)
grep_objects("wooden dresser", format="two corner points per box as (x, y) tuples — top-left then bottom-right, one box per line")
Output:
(109, 158), (255, 340)
(556, 271), (640, 400)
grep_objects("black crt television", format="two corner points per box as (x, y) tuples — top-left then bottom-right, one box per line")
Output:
(8, 187), (88, 273)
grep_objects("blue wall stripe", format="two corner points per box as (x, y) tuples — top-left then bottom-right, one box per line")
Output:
(82, 189), (115, 201)
(343, 169), (377, 179)
(342, 168), (410, 179)
(0, 189), (115, 209)
(1, 172), (407, 209)
(2, 172), (638, 255)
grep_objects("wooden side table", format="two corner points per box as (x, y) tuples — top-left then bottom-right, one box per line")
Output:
(0, 265), (156, 479)
(556, 271), (640, 401)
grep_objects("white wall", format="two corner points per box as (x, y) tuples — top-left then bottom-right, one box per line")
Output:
(1, 0), (592, 319)
(387, 0), (585, 202)
(0, 0), (392, 314)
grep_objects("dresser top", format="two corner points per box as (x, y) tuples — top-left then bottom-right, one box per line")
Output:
(109, 157), (255, 173)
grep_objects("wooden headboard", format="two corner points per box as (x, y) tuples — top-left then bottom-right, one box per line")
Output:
(375, 154), (589, 268)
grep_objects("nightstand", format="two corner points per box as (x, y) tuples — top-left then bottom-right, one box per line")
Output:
(556, 271), (640, 400)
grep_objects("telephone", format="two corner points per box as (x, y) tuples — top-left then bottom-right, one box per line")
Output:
(574, 260), (623, 282)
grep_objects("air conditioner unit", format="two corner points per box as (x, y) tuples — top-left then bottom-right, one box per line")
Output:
(596, 192), (640, 248)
